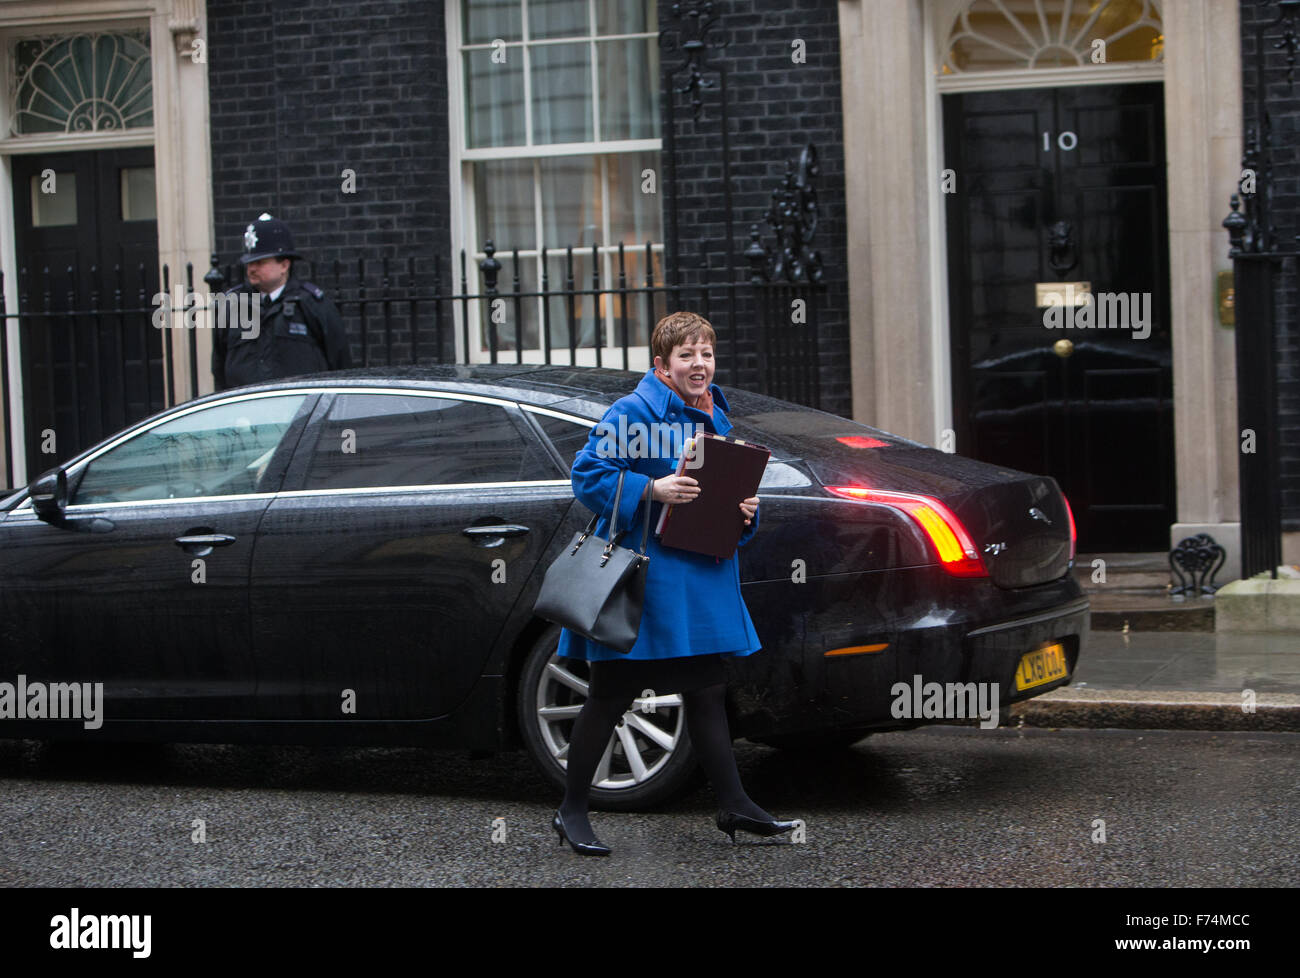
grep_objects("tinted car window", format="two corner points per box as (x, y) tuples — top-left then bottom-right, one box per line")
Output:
(531, 412), (593, 472)
(303, 393), (554, 489)
(73, 394), (307, 504)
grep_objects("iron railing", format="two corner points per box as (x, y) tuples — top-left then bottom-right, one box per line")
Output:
(1222, 0), (1300, 580)
(3, 124), (833, 490)
(1, 238), (830, 490)
(0, 261), (167, 491)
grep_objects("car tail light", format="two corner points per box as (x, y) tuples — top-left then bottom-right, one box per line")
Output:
(825, 485), (988, 577)
(1062, 492), (1077, 561)
(835, 435), (892, 449)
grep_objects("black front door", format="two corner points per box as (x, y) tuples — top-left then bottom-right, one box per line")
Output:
(12, 148), (164, 480)
(944, 83), (1173, 552)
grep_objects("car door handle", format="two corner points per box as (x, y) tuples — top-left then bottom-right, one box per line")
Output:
(462, 524), (530, 539)
(174, 533), (236, 554)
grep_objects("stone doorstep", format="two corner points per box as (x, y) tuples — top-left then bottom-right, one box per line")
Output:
(1072, 551), (1234, 595)
(1010, 687), (1300, 732)
(1075, 552), (1171, 572)
(1083, 589), (1216, 632)
(1089, 607), (1215, 632)
(1214, 578), (1300, 633)
(1077, 571), (1176, 588)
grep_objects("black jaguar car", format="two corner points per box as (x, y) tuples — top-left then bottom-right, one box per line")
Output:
(0, 365), (1088, 808)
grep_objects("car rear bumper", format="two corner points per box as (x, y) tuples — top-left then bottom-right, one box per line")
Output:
(728, 571), (1090, 739)
(961, 596), (1089, 703)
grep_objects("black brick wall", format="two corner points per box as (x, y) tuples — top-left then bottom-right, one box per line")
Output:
(1240, 0), (1300, 530)
(206, 0), (450, 362)
(658, 0), (851, 419)
(205, 0), (850, 413)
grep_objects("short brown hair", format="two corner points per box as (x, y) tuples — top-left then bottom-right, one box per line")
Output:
(651, 311), (716, 363)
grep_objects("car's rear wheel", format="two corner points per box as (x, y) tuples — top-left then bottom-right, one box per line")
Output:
(749, 730), (873, 752)
(517, 624), (702, 811)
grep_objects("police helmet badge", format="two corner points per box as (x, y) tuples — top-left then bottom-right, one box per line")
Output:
(239, 212), (303, 264)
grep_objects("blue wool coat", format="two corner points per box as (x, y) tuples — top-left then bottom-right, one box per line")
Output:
(555, 368), (762, 663)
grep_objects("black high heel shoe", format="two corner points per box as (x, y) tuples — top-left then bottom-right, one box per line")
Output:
(552, 810), (611, 857)
(716, 811), (800, 844)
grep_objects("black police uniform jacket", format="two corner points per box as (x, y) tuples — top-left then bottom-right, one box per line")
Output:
(211, 278), (352, 391)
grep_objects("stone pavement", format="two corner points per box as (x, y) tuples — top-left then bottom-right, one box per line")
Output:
(1016, 629), (1300, 732)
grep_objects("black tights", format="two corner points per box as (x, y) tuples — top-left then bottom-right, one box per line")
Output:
(557, 682), (774, 844)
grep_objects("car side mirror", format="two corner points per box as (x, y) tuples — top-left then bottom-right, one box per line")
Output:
(30, 467), (68, 523)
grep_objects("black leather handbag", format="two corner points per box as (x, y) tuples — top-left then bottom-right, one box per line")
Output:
(533, 469), (652, 654)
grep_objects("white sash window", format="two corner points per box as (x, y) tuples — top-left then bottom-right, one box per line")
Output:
(450, 0), (665, 366)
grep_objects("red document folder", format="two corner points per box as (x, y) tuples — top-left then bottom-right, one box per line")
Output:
(655, 432), (770, 558)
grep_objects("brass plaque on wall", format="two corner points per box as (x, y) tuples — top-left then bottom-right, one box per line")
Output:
(1036, 281), (1092, 307)
(1216, 269), (1235, 326)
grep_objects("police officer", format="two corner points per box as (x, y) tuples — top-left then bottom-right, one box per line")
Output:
(211, 212), (352, 391)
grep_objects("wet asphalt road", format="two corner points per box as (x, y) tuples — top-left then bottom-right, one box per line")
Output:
(0, 726), (1295, 887)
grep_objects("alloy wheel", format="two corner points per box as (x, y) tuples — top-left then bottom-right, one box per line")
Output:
(534, 651), (687, 790)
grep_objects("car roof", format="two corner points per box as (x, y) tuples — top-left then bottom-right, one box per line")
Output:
(198, 364), (645, 412)
(2, 366), (925, 507)
(0, 367), (625, 503)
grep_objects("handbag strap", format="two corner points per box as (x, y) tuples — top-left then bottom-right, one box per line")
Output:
(612, 470), (655, 556)
(576, 468), (653, 556)
(572, 469), (626, 546)
(636, 481), (652, 555)
(608, 469), (626, 538)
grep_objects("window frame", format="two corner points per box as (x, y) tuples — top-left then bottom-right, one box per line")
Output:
(6, 387), (583, 517)
(280, 387), (573, 495)
(71, 391), (312, 506)
(519, 403), (597, 472)
(9, 390), (317, 513)
(446, 0), (663, 368)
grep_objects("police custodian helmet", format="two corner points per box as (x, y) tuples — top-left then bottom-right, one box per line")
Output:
(240, 212), (303, 264)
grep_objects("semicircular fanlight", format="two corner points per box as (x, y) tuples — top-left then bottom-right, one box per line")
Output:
(941, 0), (1163, 76)
(13, 32), (153, 135)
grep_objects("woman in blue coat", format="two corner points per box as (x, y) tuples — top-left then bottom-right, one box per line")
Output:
(552, 311), (799, 856)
